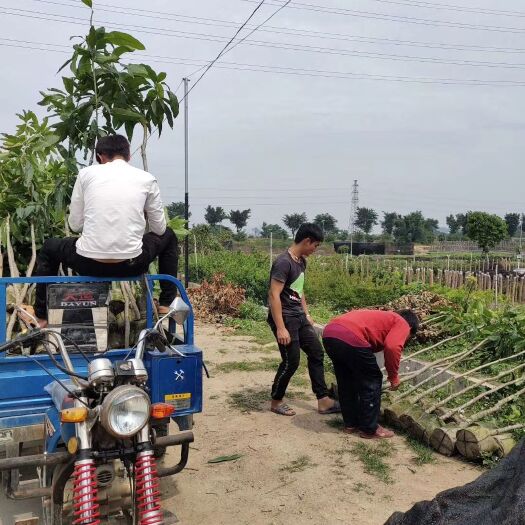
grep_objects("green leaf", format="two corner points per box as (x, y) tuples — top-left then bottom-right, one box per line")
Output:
(207, 454), (243, 464)
(168, 91), (179, 119)
(164, 102), (173, 128)
(63, 77), (75, 95)
(103, 31), (145, 51)
(81, 0), (92, 7)
(124, 121), (135, 141)
(87, 26), (98, 48)
(77, 56), (92, 76)
(127, 64), (149, 77)
(57, 57), (73, 73)
(41, 134), (60, 148)
(113, 46), (131, 58)
(167, 215), (189, 237)
(94, 53), (119, 64)
(112, 108), (145, 123)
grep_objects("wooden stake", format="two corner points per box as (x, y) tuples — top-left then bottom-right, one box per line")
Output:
(443, 374), (525, 421)
(426, 358), (525, 414)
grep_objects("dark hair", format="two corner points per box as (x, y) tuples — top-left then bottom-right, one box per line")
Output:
(396, 309), (419, 335)
(95, 134), (130, 161)
(294, 223), (324, 244)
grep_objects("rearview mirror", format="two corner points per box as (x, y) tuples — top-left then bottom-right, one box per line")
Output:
(168, 297), (190, 324)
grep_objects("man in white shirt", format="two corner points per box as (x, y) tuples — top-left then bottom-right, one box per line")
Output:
(34, 135), (178, 327)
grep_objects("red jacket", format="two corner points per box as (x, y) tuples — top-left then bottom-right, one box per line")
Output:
(324, 310), (411, 383)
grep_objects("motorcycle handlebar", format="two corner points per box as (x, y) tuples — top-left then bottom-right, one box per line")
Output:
(0, 329), (44, 352)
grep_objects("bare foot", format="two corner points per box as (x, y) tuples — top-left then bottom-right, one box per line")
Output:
(36, 318), (48, 329)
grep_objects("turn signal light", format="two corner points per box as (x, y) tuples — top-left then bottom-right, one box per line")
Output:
(60, 407), (88, 423)
(151, 403), (175, 419)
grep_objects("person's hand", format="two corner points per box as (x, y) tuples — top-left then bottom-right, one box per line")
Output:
(389, 378), (401, 391)
(306, 314), (315, 326)
(276, 327), (291, 346)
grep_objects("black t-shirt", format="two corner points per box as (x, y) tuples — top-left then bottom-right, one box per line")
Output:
(269, 251), (306, 318)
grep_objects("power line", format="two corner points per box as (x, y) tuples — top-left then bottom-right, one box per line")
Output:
(28, 0), (525, 54)
(218, 1), (292, 57)
(136, 1), (289, 157)
(32, 0), (525, 21)
(5, 10), (525, 72)
(184, 0), (267, 98)
(179, 0), (288, 82)
(3, 39), (525, 87)
(240, 0), (525, 33)
(180, 34), (525, 72)
(5, 3), (525, 39)
(7, 6), (525, 69)
(132, 1), (292, 157)
(366, 0), (525, 18)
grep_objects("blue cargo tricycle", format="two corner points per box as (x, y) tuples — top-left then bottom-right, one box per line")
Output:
(0, 274), (203, 525)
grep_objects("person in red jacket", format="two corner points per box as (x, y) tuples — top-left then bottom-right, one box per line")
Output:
(322, 309), (419, 439)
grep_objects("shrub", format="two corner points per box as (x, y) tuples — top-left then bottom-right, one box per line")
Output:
(239, 299), (267, 321)
(190, 252), (269, 303)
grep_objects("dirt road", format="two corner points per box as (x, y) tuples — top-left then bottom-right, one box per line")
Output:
(163, 323), (480, 525)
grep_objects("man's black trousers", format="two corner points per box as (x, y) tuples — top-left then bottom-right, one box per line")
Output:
(269, 314), (330, 401)
(34, 228), (178, 320)
(323, 337), (383, 434)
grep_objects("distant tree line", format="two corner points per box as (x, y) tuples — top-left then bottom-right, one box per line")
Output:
(166, 201), (523, 253)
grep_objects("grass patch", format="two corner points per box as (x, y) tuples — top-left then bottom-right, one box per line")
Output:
(279, 455), (316, 473)
(288, 390), (309, 400)
(289, 371), (310, 388)
(406, 436), (436, 466)
(351, 441), (394, 484)
(228, 387), (269, 412)
(325, 417), (345, 430)
(227, 387), (306, 412)
(215, 357), (281, 374)
(352, 482), (374, 496)
(224, 318), (275, 345)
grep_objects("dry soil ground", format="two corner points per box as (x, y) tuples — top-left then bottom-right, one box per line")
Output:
(162, 322), (481, 525)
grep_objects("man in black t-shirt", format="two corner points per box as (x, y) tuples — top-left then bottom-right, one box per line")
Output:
(268, 223), (340, 416)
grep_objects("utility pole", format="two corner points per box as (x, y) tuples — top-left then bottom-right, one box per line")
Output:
(183, 78), (190, 288)
(348, 179), (359, 256)
(518, 212), (524, 269)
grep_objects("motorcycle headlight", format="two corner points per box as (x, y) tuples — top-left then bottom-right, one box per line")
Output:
(100, 386), (150, 438)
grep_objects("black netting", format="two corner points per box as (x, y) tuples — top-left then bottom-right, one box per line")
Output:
(385, 439), (525, 525)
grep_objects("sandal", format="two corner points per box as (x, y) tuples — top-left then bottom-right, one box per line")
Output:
(271, 403), (296, 416)
(319, 400), (341, 415)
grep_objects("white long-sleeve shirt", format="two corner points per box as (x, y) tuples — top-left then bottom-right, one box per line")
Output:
(69, 159), (166, 260)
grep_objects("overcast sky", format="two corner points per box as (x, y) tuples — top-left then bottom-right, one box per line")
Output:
(1, 0), (525, 233)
